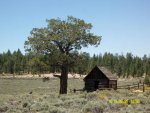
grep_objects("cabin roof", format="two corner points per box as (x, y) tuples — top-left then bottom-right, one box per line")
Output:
(84, 66), (118, 80)
(98, 66), (117, 80)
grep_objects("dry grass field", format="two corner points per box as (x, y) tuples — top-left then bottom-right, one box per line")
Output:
(0, 77), (150, 113)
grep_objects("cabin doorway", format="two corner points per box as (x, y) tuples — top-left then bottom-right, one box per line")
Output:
(94, 81), (99, 90)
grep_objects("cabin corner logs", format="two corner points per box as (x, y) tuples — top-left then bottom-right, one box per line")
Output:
(83, 66), (117, 92)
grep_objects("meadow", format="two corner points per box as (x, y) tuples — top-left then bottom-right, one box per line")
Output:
(0, 77), (150, 113)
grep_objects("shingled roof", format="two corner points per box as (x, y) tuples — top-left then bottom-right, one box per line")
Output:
(84, 66), (118, 80)
(98, 66), (118, 80)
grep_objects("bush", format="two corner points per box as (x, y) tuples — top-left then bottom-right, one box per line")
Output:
(49, 106), (66, 113)
(22, 102), (28, 108)
(86, 92), (98, 101)
(82, 101), (104, 113)
(0, 106), (8, 112)
(30, 101), (49, 112)
(53, 100), (64, 107)
(144, 76), (150, 86)
(43, 77), (50, 82)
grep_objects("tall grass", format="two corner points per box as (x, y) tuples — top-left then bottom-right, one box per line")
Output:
(0, 78), (149, 113)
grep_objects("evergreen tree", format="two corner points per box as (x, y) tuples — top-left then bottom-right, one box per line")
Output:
(13, 49), (23, 74)
(1, 49), (150, 79)
(2, 50), (14, 74)
(144, 75), (150, 86)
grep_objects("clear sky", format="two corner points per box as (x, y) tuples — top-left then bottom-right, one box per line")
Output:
(0, 0), (150, 57)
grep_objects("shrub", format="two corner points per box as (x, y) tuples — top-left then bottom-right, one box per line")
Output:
(22, 102), (28, 108)
(144, 91), (150, 97)
(86, 92), (98, 101)
(0, 106), (8, 112)
(53, 100), (64, 107)
(73, 98), (87, 105)
(49, 106), (66, 113)
(144, 75), (150, 86)
(63, 99), (74, 107)
(30, 102), (49, 112)
(43, 77), (50, 82)
(82, 101), (104, 113)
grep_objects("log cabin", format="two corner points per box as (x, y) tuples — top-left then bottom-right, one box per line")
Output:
(84, 66), (117, 92)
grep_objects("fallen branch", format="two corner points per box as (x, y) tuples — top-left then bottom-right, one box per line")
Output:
(53, 74), (61, 78)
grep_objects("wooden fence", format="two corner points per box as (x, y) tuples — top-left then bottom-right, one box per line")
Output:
(72, 83), (149, 93)
(117, 82), (145, 92)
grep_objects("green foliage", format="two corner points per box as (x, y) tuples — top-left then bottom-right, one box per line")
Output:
(93, 52), (149, 78)
(13, 49), (24, 74)
(28, 55), (48, 75)
(1, 50), (150, 78)
(30, 101), (49, 111)
(71, 52), (90, 75)
(86, 92), (98, 101)
(144, 76), (150, 85)
(24, 16), (101, 67)
(82, 101), (104, 113)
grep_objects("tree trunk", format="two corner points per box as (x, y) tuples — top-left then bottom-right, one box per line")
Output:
(59, 65), (68, 94)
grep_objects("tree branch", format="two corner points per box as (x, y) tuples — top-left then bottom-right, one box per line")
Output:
(53, 74), (61, 78)
(52, 40), (65, 53)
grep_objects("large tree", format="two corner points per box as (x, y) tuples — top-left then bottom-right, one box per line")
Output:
(24, 16), (101, 94)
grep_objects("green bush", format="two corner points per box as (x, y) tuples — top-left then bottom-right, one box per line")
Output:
(144, 75), (150, 86)
(86, 92), (98, 101)
(53, 100), (64, 107)
(30, 101), (49, 111)
(49, 106), (66, 113)
(82, 101), (104, 113)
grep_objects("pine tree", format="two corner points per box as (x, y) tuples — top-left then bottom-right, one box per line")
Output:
(144, 75), (150, 86)
(13, 49), (23, 74)
(3, 50), (14, 74)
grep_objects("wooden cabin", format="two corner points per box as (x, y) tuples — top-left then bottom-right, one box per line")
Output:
(84, 66), (117, 92)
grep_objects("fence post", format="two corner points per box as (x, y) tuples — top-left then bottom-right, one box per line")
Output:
(138, 83), (139, 89)
(143, 82), (145, 92)
(73, 89), (76, 93)
(128, 85), (130, 90)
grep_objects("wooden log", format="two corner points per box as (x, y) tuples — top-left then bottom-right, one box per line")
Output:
(53, 74), (61, 78)
(98, 88), (113, 90)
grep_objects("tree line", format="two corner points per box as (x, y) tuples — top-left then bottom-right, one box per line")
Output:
(0, 49), (150, 77)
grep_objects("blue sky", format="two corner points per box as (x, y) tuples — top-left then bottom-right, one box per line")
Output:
(0, 0), (150, 57)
